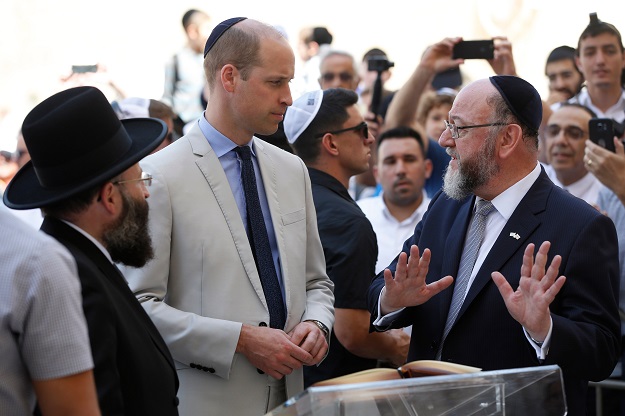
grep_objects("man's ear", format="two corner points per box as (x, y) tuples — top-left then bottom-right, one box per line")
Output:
(320, 133), (340, 157)
(498, 124), (523, 159)
(97, 182), (120, 215)
(221, 64), (238, 92)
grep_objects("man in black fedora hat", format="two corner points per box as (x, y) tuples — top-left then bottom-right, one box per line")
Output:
(4, 86), (179, 415)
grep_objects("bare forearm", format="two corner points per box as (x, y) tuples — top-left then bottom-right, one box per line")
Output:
(384, 63), (436, 130)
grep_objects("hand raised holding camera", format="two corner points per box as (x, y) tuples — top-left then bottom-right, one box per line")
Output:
(488, 36), (517, 76)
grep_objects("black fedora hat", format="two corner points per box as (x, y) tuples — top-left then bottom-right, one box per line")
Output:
(3, 86), (166, 210)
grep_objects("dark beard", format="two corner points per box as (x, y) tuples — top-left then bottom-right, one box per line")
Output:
(103, 189), (154, 268)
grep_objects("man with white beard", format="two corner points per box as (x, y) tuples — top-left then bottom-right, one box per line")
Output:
(367, 75), (620, 415)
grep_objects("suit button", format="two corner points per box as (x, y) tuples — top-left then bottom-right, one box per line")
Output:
(259, 322), (268, 327)
(257, 368), (265, 374)
(190, 363), (197, 369)
(208, 368), (215, 373)
(202, 366), (210, 372)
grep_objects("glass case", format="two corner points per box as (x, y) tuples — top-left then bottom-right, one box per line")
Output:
(266, 365), (566, 416)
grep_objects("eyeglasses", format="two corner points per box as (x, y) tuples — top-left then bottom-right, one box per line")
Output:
(321, 72), (354, 83)
(444, 120), (508, 140)
(112, 172), (153, 187)
(544, 124), (586, 141)
(315, 121), (369, 140)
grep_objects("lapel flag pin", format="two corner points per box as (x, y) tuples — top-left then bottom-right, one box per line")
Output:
(509, 232), (520, 240)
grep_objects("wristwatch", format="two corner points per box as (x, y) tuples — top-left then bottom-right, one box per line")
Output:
(307, 320), (330, 342)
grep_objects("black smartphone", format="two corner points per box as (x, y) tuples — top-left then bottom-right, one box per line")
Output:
(589, 118), (616, 152)
(452, 40), (495, 60)
(71, 65), (98, 73)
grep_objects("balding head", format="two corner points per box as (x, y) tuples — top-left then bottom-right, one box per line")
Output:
(203, 18), (288, 91)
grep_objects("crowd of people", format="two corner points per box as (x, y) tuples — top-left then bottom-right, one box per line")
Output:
(1, 8), (625, 416)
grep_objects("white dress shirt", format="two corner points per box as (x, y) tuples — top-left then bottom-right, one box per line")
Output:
(358, 191), (430, 274)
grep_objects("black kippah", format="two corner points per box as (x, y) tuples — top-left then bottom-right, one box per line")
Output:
(203, 17), (247, 58)
(489, 75), (542, 133)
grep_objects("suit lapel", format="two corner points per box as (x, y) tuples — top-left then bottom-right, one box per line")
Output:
(189, 131), (270, 311)
(458, 173), (551, 318)
(438, 197), (474, 322)
(40, 217), (176, 371)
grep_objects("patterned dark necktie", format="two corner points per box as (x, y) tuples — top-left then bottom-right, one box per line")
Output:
(235, 146), (286, 329)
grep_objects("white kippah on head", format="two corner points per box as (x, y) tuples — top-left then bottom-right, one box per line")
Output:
(112, 97), (150, 119)
(283, 90), (323, 144)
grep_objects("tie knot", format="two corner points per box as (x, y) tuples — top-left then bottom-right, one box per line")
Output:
(475, 199), (494, 217)
(235, 145), (252, 161)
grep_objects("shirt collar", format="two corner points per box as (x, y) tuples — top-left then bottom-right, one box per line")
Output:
(485, 162), (542, 221)
(60, 219), (114, 264)
(575, 88), (625, 119)
(381, 190), (430, 224)
(198, 115), (256, 157)
(563, 171), (599, 196)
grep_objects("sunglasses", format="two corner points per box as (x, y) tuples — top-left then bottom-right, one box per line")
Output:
(320, 72), (354, 83)
(315, 121), (369, 140)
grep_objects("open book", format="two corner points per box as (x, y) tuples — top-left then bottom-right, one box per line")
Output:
(312, 360), (481, 387)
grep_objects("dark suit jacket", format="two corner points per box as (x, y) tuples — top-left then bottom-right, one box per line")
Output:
(368, 170), (621, 415)
(41, 217), (179, 416)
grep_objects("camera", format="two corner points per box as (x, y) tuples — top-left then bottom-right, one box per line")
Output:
(367, 56), (394, 72)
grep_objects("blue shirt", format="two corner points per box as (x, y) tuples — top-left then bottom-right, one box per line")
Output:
(425, 138), (451, 198)
(198, 117), (285, 297)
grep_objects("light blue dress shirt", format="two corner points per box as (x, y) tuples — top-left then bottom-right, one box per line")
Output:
(198, 117), (285, 298)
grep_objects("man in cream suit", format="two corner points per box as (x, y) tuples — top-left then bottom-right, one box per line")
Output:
(122, 17), (335, 416)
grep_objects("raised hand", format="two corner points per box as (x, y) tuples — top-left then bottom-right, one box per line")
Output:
(491, 241), (566, 341)
(381, 245), (453, 314)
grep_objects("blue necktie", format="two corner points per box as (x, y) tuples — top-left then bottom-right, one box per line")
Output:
(436, 199), (495, 359)
(235, 146), (286, 329)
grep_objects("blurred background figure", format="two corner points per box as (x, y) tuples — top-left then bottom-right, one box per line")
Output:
(358, 48), (395, 121)
(162, 9), (212, 129)
(0, 150), (17, 193)
(544, 46), (585, 107)
(292, 26), (333, 98)
(543, 103), (602, 205)
(112, 97), (177, 153)
(59, 63), (127, 102)
(1, 131), (43, 229)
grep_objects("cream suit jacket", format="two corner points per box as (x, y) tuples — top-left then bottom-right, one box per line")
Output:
(123, 123), (335, 416)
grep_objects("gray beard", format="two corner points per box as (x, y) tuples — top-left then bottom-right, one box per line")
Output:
(442, 134), (499, 201)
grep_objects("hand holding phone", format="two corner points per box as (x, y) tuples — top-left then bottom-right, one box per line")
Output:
(452, 40), (495, 60)
(589, 118), (616, 152)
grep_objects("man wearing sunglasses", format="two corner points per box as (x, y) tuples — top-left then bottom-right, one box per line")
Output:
(543, 103), (603, 205)
(285, 88), (409, 387)
(318, 50), (360, 91)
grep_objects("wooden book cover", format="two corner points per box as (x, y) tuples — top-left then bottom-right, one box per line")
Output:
(312, 360), (481, 387)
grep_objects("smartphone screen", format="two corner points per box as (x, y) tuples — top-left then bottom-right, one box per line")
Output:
(452, 40), (495, 60)
(71, 65), (98, 74)
(588, 118), (616, 152)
